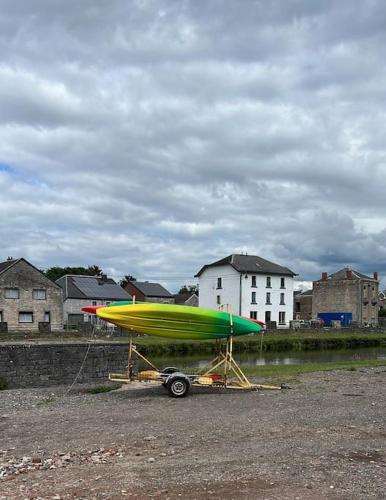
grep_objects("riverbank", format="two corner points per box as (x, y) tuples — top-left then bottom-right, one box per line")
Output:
(1, 367), (385, 499)
(133, 331), (386, 356)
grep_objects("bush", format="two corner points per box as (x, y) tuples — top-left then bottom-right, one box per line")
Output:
(0, 377), (8, 390)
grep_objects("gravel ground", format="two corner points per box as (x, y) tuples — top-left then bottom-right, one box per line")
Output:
(0, 368), (385, 499)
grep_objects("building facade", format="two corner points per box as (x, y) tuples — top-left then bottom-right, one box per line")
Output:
(0, 258), (63, 332)
(293, 290), (313, 321)
(312, 268), (379, 326)
(195, 254), (297, 327)
(124, 281), (174, 304)
(56, 274), (131, 326)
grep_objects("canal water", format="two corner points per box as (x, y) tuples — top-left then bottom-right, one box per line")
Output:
(138, 346), (386, 371)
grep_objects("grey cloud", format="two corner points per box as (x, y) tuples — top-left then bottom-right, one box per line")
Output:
(1, 0), (386, 290)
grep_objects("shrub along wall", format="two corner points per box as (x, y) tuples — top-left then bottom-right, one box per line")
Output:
(0, 343), (135, 389)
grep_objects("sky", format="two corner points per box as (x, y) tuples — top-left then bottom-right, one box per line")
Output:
(1, 0), (386, 292)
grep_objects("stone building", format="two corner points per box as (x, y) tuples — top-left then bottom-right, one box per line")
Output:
(123, 281), (174, 304)
(56, 274), (131, 327)
(312, 268), (379, 326)
(293, 290), (313, 321)
(0, 258), (63, 332)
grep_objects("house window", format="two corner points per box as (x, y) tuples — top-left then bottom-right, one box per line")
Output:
(250, 311), (257, 320)
(92, 301), (97, 306)
(5, 288), (19, 299)
(279, 311), (286, 324)
(280, 277), (285, 289)
(280, 293), (285, 305)
(216, 277), (222, 289)
(251, 291), (256, 304)
(19, 312), (33, 323)
(266, 292), (271, 304)
(216, 295), (221, 305)
(266, 277), (271, 288)
(33, 289), (46, 300)
(251, 276), (256, 287)
(44, 311), (51, 323)
(265, 311), (271, 323)
(295, 302), (301, 312)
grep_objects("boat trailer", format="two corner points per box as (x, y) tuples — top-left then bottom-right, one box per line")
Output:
(109, 334), (282, 398)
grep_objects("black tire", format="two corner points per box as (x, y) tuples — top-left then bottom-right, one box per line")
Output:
(166, 375), (190, 398)
(162, 367), (179, 375)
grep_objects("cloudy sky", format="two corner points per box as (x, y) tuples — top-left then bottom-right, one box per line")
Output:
(1, 0), (386, 291)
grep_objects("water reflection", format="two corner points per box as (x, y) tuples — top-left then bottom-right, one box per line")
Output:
(140, 347), (386, 371)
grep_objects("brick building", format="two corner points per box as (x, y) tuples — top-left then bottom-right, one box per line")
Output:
(123, 281), (174, 304)
(293, 290), (313, 321)
(0, 258), (63, 332)
(312, 268), (379, 327)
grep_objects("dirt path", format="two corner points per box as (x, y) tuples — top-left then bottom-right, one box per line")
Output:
(1, 368), (385, 499)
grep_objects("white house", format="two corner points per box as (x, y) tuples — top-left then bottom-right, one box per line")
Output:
(195, 254), (297, 327)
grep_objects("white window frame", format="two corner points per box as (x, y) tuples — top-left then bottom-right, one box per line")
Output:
(250, 311), (257, 320)
(5, 288), (19, 299)
(251, 291), (257, 304)
(33, 289), (46, 300)
(216, 277), (222, 289)
(216, 295), (221, 305)
(251, 275), (257, 288)
(266, 292), (271, 305)
(280, 293), (285, 305)
(279, 311), (286, 324)
(19, 312), (33, 323)
(44, 311), (51, 323)
(266, 276), (271, 288)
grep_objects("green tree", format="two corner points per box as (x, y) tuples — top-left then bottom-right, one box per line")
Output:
(44, 265), (104, 282)
(177, 284), (198, 295)
(119, 275), (137, 288)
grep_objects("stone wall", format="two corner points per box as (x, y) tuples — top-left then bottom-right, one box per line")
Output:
(0, 342), (136, 389)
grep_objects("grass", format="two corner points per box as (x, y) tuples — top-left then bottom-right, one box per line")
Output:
(240, 358), (386, 379)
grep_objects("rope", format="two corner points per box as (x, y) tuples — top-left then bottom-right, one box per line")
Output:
(63, 325), (96, 396)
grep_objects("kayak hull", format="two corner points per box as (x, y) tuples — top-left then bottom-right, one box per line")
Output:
(94, 303), (263, 340)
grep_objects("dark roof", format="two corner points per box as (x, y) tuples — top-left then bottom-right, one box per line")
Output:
(195, 254), (297, 277)
(316, 267), (377, 282)
(57, 275), (131, 300)
(0, 259), (18, 274)
(299, 289), (313, 296)
(129, 281), (173, 298)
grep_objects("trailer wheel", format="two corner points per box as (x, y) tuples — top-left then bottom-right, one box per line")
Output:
(166, 374), (190, 398)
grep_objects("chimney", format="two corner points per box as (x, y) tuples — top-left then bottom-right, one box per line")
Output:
(346, 269), (352, 279)
(321, 272), (328, 280)
(374, 272), (378, 281)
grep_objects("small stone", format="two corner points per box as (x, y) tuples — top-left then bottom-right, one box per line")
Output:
(144, 436), (157, 441)
(148, 457), (155, 463)
(31, 457), (42, 464)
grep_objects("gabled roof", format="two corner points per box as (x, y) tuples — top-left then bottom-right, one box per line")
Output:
(195, 254), (297, 277)
(174, 292), (199, 305)
(0, 259), (17, 274)
(317, 267), (377, 282)
(0, 257), (61, 288)
(128, 281), (173, 298)
(57, 275), (131, 300)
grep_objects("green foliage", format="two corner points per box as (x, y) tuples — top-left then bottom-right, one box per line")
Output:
(119, 275), (137, 288)
(379, 308), (386, 317)
(44, 265), (104, 282)
(0, 377), (8, 390)
(177, 284), (198, 294)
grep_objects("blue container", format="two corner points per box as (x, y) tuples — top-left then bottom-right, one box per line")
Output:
(317, 312), (352, 327)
